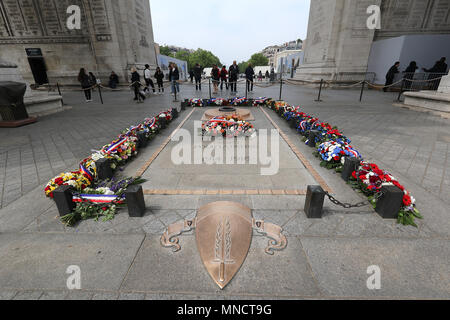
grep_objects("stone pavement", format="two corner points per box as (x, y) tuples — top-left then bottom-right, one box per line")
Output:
(0, 83), (449, 300)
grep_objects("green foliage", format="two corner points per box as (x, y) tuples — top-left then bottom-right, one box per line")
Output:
(249, 53), (269, 66)
(159, 45), (174, 57)
(169, 48), (223, 71)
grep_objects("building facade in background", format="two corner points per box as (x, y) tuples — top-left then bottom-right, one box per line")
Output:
(0, 0), (158, 85)
(295, 0), (450, 82)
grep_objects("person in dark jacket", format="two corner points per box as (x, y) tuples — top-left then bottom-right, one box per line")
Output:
(169, 63), (180, 95)
(154, 67), (165, 94)
(423, 57), (448, 74)
(193, 63), (203, 91)
(265, 70), (270, 82)
(245, 63), (255, 92)
(423, 57), (448, 89)
(109, 71), (119, 89)
(220, 66), (228, 90)
(211, 65), (220, 94)
(88, 72), (97, 87)
(143, 64), (156, 94)
(78, 68), (92, 102)
(131, 67), (145, 102)
(189, 70), (194, 83)
(229, 61), (239, 93)
(384, 61), (400, 92)
(404, 61), (418, 90)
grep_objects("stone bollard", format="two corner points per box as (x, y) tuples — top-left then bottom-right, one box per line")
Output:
(159, 116), (167, 129)
(125, 185), (146, 217)
(53, 185), (74, 216)
(341, 157), (360, 182)
(304, 185), (325, 219)
(308, 130), (321, 148)
(96, 158), (113, 180)
(375, 185), (404, 219)
(137, 131), (148, 149)
(171, 107), (179, 119)
(181, 100), (187, 110)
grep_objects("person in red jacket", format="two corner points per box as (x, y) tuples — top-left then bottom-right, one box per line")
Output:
(219, 65), (229, 91)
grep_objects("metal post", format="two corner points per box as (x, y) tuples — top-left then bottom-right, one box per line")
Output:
(98, 84), (103, 104)
(315, 79), (323, 102)
(279, 78), (283, 101)
(245, 79), (248, 99)
(56, 82), (64, 105)
(397, 78), (405, 102)
(359, 81), (365, 102)
(209, 78), (212, 99)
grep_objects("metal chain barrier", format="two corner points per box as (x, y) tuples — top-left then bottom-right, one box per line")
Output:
(324, 191), (383, 209)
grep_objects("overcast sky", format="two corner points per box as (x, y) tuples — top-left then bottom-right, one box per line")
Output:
(149, 0), (311, 66)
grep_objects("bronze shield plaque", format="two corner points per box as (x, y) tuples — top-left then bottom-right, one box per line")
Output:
(196, 201), (252, 289)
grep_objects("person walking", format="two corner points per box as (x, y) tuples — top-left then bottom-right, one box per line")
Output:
(169, 63), (180, 95)
(404, 61), (418, 90)
(131, 67), (145, 102)
(189, 70), (194, 83)
(229, 61), (239, 93)
(143, 64), (156, 94)
(258, 70), (263, 82)
(245, 63), (255, 92)
(219, 66), (228, 91)
(78, 68), (92, 103)
(211, 65), (220, 94)
(384, 61), (400, 92)
(154, 67), (165, 94)
(265, 70), (270, 82)
(194, 63), (203, 91)
(109, 71), (119, 89)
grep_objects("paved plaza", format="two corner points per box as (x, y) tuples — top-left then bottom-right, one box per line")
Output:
(0, 83), (449, 300)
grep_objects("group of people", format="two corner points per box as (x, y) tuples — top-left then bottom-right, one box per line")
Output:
(385, 57), (448, 92)
(130, 64), (167, 102)
(192, 61), (263, 94)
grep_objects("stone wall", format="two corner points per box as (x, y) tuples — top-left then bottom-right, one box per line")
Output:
(0, 0), (157, 85)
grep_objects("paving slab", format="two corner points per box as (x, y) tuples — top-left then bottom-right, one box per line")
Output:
(121, 235), (320, 297)
(0, 233), (145, 291)
(300, 237), (450, 299)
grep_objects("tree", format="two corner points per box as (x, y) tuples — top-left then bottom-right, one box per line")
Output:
(159, 45), (174, 57)
(249, 53), (269, 67)
(188, 49), (222, 70)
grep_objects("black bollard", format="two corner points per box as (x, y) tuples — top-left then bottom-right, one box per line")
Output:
(341, 157), (361, 182)
(159, 116), (167, 129)
(289, 117), (299, 129)
(359, 81), (365, 102)
(125, 185), (146, 217)
(137, 131), (148, 148)
(96, 158), (113, 180)
(315, 79), (323, 102)
(53, 185), (74, 217)
(171, 107), (179, 119)
(181, 101), (187, 111)
(304, 185), (325, 219)
(375, 185), (404, 219)
(308, 130), (321, 148)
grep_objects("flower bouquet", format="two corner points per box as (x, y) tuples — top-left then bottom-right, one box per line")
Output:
(350, 163), (422, 227)
(60, 177), (146, 226)
(189, 98), (204, 107)
(202, 116), (255, 138)
(229, 97), (248, 106)
(209, 98), (227, 106)
(316, 140), (362, 170)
